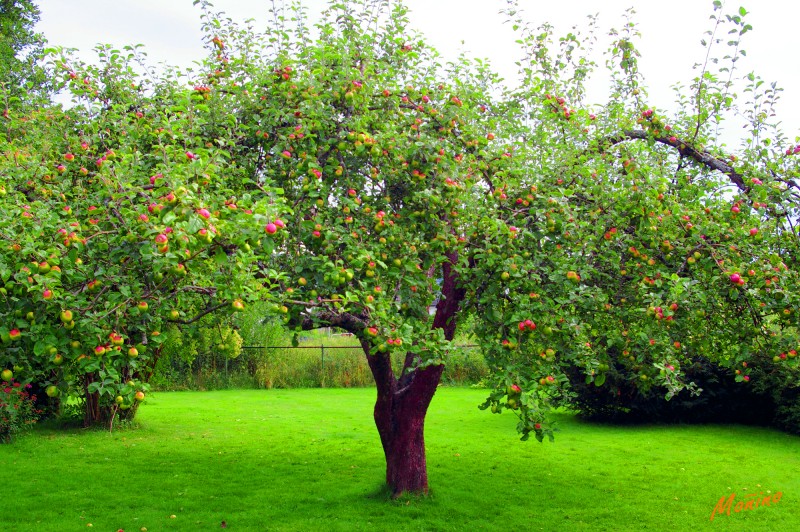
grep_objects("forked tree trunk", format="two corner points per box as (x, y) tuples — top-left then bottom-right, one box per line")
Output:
(365, 251), (464, 497)
(367, 350), (443, 496)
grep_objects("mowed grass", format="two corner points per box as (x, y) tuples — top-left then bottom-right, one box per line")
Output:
(2, 388), (799, 531)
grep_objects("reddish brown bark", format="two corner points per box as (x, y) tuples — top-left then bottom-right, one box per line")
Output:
(364, 251), (466, 496)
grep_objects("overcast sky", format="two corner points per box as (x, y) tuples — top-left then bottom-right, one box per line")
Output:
(36, 0), (800, 142)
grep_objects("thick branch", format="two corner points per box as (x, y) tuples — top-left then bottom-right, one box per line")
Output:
(299, 309), (368, 335)
(432, 251), (467, 341)
(606, 129), (749, 192)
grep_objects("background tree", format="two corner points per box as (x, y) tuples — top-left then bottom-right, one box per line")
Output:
(0, 0), (48, 104)
(0, 39), (287, 426)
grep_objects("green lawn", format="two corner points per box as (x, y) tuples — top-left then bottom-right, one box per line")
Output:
(2, 388), (798, 531)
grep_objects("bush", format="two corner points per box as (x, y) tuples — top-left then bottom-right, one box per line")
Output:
(0, 380), (40, 443)
(563, 355), (800, 436)
(562, 356), (775, 425)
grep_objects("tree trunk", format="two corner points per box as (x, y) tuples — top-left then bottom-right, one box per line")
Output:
(366, 250), (465, 497)
(368, 350), (443, 496)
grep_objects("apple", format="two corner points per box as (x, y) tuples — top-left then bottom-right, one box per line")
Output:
(137, 301), (149, 312)
(115, 395), (124, 404)
(1, 369), (13, 381)
(45, 385), (59, 398)
(500, 271), (510, 281)
(60, 310), (74, 322)
(53, 354), (64, 365)
(128, 347), (139, 358)
(749, 228), (758, 236)
(729, 273), (741, 284)
(94, 345), (106, 356)
(265, 222), (277, 234)
(232, 299), (245, 312)
(8, 329), (20, 341)
(134, 391), (145, 402)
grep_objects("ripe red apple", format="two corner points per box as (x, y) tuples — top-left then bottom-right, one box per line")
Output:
(729, 273), (741, 284)
(265, 223), (277, 234)
(749, 228), (758, 236)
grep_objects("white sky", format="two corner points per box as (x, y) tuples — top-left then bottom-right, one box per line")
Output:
(36, 0), (800, 142)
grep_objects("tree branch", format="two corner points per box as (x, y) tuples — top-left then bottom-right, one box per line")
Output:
(605, 129), (749, 192)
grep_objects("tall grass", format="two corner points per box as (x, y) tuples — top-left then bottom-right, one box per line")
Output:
(251, 335), (488, 389)
(150, 307), (489, 391)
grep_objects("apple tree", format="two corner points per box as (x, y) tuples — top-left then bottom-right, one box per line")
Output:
(0, 41), (287, 426)
(184, 0), (800, 496)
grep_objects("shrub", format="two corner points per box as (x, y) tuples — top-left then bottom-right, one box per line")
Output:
(0, 381), (40, 443)
(563, 355), (800, 435)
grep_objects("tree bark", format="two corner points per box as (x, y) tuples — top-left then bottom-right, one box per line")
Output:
(367, 346), (443, 496)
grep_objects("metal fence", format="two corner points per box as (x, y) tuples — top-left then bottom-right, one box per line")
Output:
(236, 344), (487, 388)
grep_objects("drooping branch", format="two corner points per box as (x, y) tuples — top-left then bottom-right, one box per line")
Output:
(605, 129), (749, 192)
(167, 301), (229, 325)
